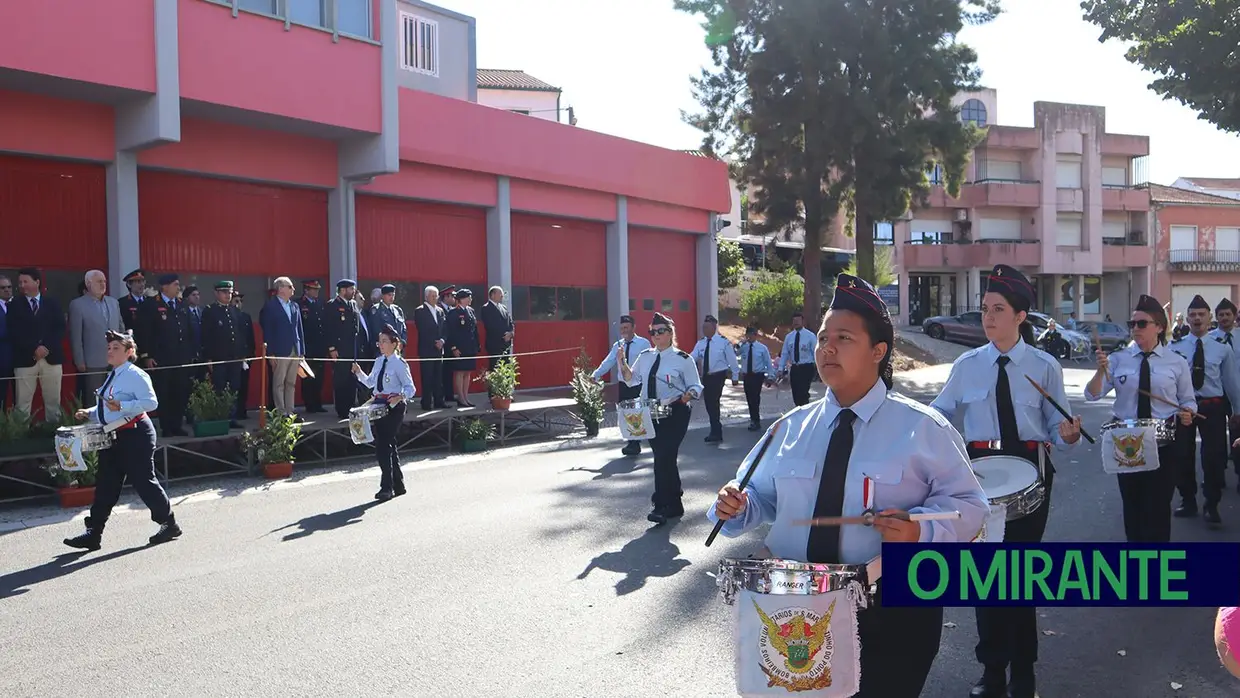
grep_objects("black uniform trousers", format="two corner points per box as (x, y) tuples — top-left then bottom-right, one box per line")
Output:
(855, 581), (945, 697)
(701, 371), (727, 434)
(152, 365), (190, 435)
(211, 363), (244, 420)
(1118, 440), (1178, 542)
(1176, 396), (1229, 505)
(742, 373), (765, 423)
(486, 343), (510, 372)
(301, 358), (325, 411)
(789, 362), (815, 406)
(332, 359), (359, 418)
(647, 402), (689, 511)
(967, 443), (1054, 668)
(419, 355), (444, 409)
(618, 381), (642, 448)
(372, 401), (407, 493)
(89, 417), (171, 527)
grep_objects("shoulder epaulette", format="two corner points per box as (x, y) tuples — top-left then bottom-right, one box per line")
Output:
(676, 349), (692, 359)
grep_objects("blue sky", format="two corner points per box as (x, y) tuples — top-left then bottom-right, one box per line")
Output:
(448, 0), (1240, 185)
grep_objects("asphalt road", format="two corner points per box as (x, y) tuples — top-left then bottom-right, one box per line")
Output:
(2, 369), (1238, 698)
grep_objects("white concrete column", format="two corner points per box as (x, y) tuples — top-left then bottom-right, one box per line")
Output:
(697, 217), (720, 323)
(105, 152), (141, 285)
(486, 176), (512, 292)
(968, 267), (982, 310)
(1073, 274), (1085, 318)
(955, 272), (968, 313)
(327, 180), (357, 283)
(605, 196), (629, 342)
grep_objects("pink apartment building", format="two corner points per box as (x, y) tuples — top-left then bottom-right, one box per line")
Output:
(1148, 183), (1240, 313)
(894, 89), (1152, 325)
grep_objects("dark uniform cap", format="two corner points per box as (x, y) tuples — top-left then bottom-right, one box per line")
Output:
(379, 323), (401, 340)
(745, 326), (758, 335)
(158, 273), (179, 286)
(1218, 298), (1238, 314)
(829, 273), (889, 321)
(651, 312), (674, 326)
(986, 264), (1034, 310)
(619, 315), (635, 325)
(1188, 294), (1210, 310)
(381, 284), (396, 294)
(302, 279), (321, 290)
(336, 279), (356, 290)
(123, 269), (145, 283)
(1135, 294), (1164, 316)
(441, 285), (457, 294)
(232, 291), (245, 299)
(215, 280), (234, 291)
(105, 329), (134, 344)
(454, 288), (472, 299)
(704, 314), (718, 323)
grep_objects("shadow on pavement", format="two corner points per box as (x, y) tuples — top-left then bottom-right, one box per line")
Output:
(576, 520), (692, 595)
(0, 547), (149, 599)
(269, 500), (384, 542)
(565, 455), (648, 480)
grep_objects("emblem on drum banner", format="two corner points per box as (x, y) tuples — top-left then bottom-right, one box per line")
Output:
(754, 600), (836, 691)
(623, 411), (649, 438)
(1112, 432), (1146, 468)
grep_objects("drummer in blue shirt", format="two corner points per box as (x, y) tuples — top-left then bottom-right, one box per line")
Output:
(64, 329), (182, 551)
(1086, 294), (1196, 543)
(591, 314), (652, 457)
(738, 326), (773, 431)
(709, 273), (988, 698)
(352, 324), (416, 501)
(931, 264), (1082, 698)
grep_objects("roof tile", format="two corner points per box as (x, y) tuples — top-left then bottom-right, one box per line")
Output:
(476, 69), (560, 92)
(1143, 182), (1240, 206)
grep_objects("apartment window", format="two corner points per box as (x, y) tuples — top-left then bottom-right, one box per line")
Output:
(237, 0), (277, 14)
(925, 162), (944, 184)
(874, 221), (894, 245)
(401, 13), (439, 76)
(961, 99), (988, 127)
(1102, 166), (1128, 187)
(1056, 214), (1083, 246)
(1218, 227), (1240, 252)
(286, 0), (324, 26)
(980, 159), (1021, 181)
(337, 0), (372, 37)
(1170, 225), (1197, 251)
(977, 218), (1020, 241)
(1056, 157), (1082, 189)
(1102, 220), (1127, 240)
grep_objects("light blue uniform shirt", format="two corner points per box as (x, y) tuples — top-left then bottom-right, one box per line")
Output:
(1169, 332), (1240, 411)
(85, 361), (158, 426)
(356, 353), (416, 401)
(623, 346), (705, 402)
(779, 328), (817, 373)
(1084, 343), (1197, 420)
(739, 340), (773, 376)
(1209, 327), (1240, 361)
(707, 379), (989, 564)
(932, 339), (1079, 447)
(691, 333), (740, 380)
(591, 335), (652, 381)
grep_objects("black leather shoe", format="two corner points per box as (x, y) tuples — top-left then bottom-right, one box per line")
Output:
(149, 515), (182, 545)
(375, 490), (394, 501)
(647, 509), (668, 524)
(1173, 501), (1198, 517)
(621, 442), (641, 456)
(748, 421), (760, 431)
(704, 432), (722, 443)
(969, 666), (1006, 698)
(64, 519), (103, 551)
(1205, 503), (1222, 525)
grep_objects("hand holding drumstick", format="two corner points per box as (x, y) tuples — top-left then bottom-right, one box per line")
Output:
(1093, 337), (1201, 424)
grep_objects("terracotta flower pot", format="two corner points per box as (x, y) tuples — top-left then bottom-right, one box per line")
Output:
(263, 462), (294, 479)
(490, 396), (512, 410)
(57, 486), (95, 509)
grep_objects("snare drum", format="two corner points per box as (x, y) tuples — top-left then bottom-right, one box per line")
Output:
(718, 557), (872, 697)
(971, 455), (1044, 522)
(1099, 418), (1169, 475)
(54, 425), (114, 472)
(647, 399), (672, 420)
(347, 403), (390, 445)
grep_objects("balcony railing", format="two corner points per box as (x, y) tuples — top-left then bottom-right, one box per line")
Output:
(1168, 248), (1240, 271)
(204, 0), (376, 41)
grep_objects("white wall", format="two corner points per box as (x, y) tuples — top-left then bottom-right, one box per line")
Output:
(477, 88), (560, 121)
(719, 178), (743, 235)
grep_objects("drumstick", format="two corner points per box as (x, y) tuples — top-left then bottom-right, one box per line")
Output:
(1091, 326), (1112, 383)
(705, 417), (787, 547)
(1135, 387), (1206, 421)
(1024, 375), (1096, 444)
(794, 511), (963, 527)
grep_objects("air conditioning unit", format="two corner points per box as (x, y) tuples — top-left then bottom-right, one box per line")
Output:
(954, 209), (969, 222)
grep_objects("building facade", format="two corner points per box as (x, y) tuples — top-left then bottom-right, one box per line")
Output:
(893, 89), (1152, 325)
(1148, 183), (1240, 313)
(476, 69), (565, 122)
(0, 0), (730, 402)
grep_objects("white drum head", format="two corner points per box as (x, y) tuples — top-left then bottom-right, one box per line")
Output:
(971, 456), (1038, 499)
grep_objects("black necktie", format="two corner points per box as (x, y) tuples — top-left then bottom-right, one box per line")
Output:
(1192, 338), (1205, 391)
(794, 330), (801, 363)
(1226, 333), (1234, 346)
(806, 409), (857, 564)
(624, 339), (633, 362)
(376, 356), (387, 395)
(995, 356), (1021, 450)
(704, 336), (712, 374)
(31, 298), (38, 314)
(97, 369), (118, 425)
(1138, 352), (1153, 419)
(647, 352), (662, 399)
(747, 342), (754, 375)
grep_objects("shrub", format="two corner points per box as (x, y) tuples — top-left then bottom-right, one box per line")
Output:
(740, 270), (805, 332)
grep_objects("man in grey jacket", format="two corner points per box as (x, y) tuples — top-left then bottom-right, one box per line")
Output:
(69, 270), (123, 405)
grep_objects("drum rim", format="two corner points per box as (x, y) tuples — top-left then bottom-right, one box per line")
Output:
(972, 455), (1040, 495)
(719, 557), (865, 574)
(1101, 418), (1169, 429)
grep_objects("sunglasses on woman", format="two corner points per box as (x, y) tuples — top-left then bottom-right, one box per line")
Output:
(649, 327), (672, 335)
(1127, 320), (1154, 329)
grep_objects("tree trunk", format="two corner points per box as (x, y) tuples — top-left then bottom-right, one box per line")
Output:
(856, 211), (877, 287)
(803, 213), (824, 321)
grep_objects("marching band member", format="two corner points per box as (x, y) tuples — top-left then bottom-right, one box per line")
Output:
(352, 324), (415, 501)
(1085, 294), (1195, 543)
(779, 311), (817, 406)
(64, 330), (183, 550)
(708, 273), (988, 698)
(1209, 297), (1240, 487)
(591, 314), (652, 457)
(1169, 294), (1240, 526)
(619, 312), (703, 524)
(690, 314), (739, 443)
(739, 326), (773, 431)
(930, 264), (1082, 698)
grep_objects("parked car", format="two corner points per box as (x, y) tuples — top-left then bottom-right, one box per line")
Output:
(1027, 312), (1090, 359)
(921, 311), (986, 346)
(1076, 321), (1130, 352)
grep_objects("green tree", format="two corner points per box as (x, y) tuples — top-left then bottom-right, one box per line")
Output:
(1082, 1), (1240, 133)
(740, 270), (804, 332)
(676, 0), (993, 311)
(717, 234), (745, 288)
(843, 245), (897, 289)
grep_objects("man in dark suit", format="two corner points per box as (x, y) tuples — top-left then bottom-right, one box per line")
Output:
(117, 268), (146, 332)
(480, 285), (515, 373)
(413, 285), (447, 410)
(259, 276), (306, 417)
(202, 280), (246, 427)
(8, 267), (66, 421)
(136, 273), (192, 437)
(324, 279), (363, 418)
(438, 284), (457, 404)
(296, 279), (327, 413)
(231, 292), (255, 420)
(0, 275), (12, 410)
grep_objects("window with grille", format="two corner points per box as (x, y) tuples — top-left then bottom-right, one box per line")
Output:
(400, 13), (439, 76)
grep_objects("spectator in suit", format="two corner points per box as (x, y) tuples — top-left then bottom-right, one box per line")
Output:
(183, 285), (206, 384)
(231, 292), (256, 420)
(69, 270), (123, 405)
(0, 275), (12, 410)
(438, 285), (458, 404)
(8, 267), (65, 420)
(480, 286), (515, 372)
(260, 276), (306, 417)
(413, 285), (447, 410)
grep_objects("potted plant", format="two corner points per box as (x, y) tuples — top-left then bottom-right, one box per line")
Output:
(570, 348), (604, 437)
(479, 356), (519, 410)
(458, 417), (493, 453)
(0, 407), (36, 456)
(44, 449), (99, 508)
(242, 409), (302, 478)
(187, 379), (236, 438)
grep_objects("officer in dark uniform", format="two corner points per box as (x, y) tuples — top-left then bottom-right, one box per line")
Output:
(117, 269), (146, 332)
(136, 273), (192, 437)
(202, 280), (246, 427)
(231, 291), (255, 420)
(297, 279), (327, 413)
(325, 279), (364, 418)
(372, 284), (408, 343)
(439, 284), (458, 404)
(183, 285), (207, 385)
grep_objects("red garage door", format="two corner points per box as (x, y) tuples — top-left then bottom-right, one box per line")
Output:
(139, 170), (330, 409)
(0, 155), (108, 417)
(627, 227), (698, 344)
(511, 214), (608, 389)
(356, 195), (487, 387)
